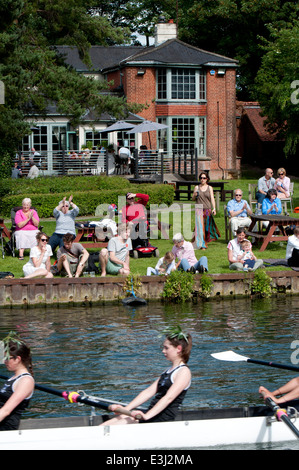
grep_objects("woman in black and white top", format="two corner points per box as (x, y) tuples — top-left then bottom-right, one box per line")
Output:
(102, 327), (192, 424)
(0, 333), (34, 430)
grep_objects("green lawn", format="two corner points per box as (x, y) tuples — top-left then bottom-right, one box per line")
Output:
(1, 168), (298, 278)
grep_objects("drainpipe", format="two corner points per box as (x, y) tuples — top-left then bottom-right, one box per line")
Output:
(217, 101), (225, 180)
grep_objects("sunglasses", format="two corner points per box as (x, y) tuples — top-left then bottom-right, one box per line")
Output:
(41, 238), (48, 242)
(200, 176), (207, 179)
(235, 194), (242, 196)
(279, 173), (284, 175)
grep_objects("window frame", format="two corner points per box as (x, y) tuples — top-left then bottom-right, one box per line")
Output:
(157, 67), (206, 102)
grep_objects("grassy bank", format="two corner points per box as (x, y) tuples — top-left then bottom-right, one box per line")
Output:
(1, 169), (298, 279)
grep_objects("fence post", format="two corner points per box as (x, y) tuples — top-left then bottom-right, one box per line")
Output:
(62, 150), (65, 176)
(105, 150), (108, 176)
(161, 152), (164, 182)
(190, 150), (194, 175)
(134, 148), (139, 178)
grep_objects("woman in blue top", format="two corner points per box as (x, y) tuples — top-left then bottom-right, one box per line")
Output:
(0, 332), (34, 430)
(102, 327), (192, 424)
(262, 189), (282, 215)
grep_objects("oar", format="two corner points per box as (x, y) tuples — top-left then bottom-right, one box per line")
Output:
(211, 350), (299, 372)
(260, 391), (299, 439)
(0, 374), (142, 419)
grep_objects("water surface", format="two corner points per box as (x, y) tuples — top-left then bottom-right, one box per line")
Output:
(1, 296), (299, 449)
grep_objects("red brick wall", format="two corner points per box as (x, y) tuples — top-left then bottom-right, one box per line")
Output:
(108, 65), (237, 177)
(205, 68), (237, 179)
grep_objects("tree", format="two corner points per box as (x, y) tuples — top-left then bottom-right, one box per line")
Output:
(173, 0), (299, 99)
(91, 0), (173, 46)
(254, 21), (299, 156)
(0, 0), (134, 170)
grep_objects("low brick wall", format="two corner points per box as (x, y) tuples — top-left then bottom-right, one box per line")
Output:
(0, 271), (299, 308)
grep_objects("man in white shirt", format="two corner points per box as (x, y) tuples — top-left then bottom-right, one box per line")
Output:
(286, 228), (299, 267)
(27, 162), (39, 179)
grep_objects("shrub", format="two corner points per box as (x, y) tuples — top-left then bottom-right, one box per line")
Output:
(250, 269), (276, 298)
(162, 270), (194, 303)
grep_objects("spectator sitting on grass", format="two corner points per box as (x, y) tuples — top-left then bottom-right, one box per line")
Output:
(99, 223), (132, 277)
(52, 233), (89, 278)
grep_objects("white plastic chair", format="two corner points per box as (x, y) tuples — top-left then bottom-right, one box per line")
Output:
(282, 182), (294, 214)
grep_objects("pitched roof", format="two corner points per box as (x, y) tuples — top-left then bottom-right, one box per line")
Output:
(56, 45), (146, 72)
(238, 102), (283, 142)
(56, 39), (237, 73)
(116, 39), (238, 68)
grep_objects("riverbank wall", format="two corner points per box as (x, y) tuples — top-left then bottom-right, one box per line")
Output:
(0, 271), (299, 308)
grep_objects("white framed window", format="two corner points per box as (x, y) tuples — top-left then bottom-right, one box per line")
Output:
(157, 68), (206, 101)
(158, 116), (206, 155)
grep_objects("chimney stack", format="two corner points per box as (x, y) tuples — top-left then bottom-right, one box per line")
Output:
(155, 17), (177, 46)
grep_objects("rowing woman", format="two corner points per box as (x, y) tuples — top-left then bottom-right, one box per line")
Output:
(259, 379), (299, 404)
(0, 332), (35, 430)
(102, 326), (192, 425)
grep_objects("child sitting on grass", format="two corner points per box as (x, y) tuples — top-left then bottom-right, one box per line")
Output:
(237, 239), (257, 272)
(146, 251), (176, 276)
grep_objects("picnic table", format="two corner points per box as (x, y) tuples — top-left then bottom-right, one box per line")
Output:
(246, 214), (299, 252)
(74, 226), (108, 249)
(173, 181), (231, 203)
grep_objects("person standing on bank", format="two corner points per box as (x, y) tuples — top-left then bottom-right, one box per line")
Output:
(48, 195), (79, 252)
(192, 172), (220, 249)
(102, 327), (192, 425)
(0, 332), (35, 431)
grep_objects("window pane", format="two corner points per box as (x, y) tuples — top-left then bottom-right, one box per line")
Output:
(157, 69), (167, 99)
(171, 69), (196, 100)
(172, 118), (195, 152)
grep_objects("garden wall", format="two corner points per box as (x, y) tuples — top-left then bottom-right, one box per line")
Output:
(0, 271), (298, 308)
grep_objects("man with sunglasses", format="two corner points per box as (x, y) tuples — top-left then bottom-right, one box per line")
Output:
(256, 168), (275, 205)
(227, 189), (252, 235)
(49, 195), (79, 252)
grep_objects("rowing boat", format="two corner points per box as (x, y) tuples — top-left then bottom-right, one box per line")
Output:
(1, 402), (299, 450)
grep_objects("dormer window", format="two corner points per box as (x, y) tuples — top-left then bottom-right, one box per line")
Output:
(157, 68), (206, 101)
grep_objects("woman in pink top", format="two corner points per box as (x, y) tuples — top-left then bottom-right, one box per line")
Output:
(14, 198), (40, 259)
(274, 167), (290, 199)
(171, 233), (208, 273)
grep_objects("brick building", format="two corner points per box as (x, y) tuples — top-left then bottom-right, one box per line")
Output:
(22, 20), (239, 179)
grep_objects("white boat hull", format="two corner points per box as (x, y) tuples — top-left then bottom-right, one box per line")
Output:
(0, 415), (298, 450)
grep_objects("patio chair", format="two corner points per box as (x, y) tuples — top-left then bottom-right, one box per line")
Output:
(224, 205), (232, 242)
(281, 182), (294, 215)
(248, 183), (258, 211)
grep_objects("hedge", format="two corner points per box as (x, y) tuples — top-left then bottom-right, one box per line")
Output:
(0, 176), (175, 218)
(0, 175), (130, 197)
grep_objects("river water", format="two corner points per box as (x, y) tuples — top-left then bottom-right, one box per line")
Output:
(1, 296), (299, 449)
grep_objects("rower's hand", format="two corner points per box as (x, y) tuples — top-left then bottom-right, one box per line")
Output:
(131, 409), (146, 421)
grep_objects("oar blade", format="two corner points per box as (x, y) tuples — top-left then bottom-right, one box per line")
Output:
(211, 350), (249, 362)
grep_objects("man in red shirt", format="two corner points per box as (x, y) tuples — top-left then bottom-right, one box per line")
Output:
(121, 193), (149, 247)
(121, 193), (149, 223)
